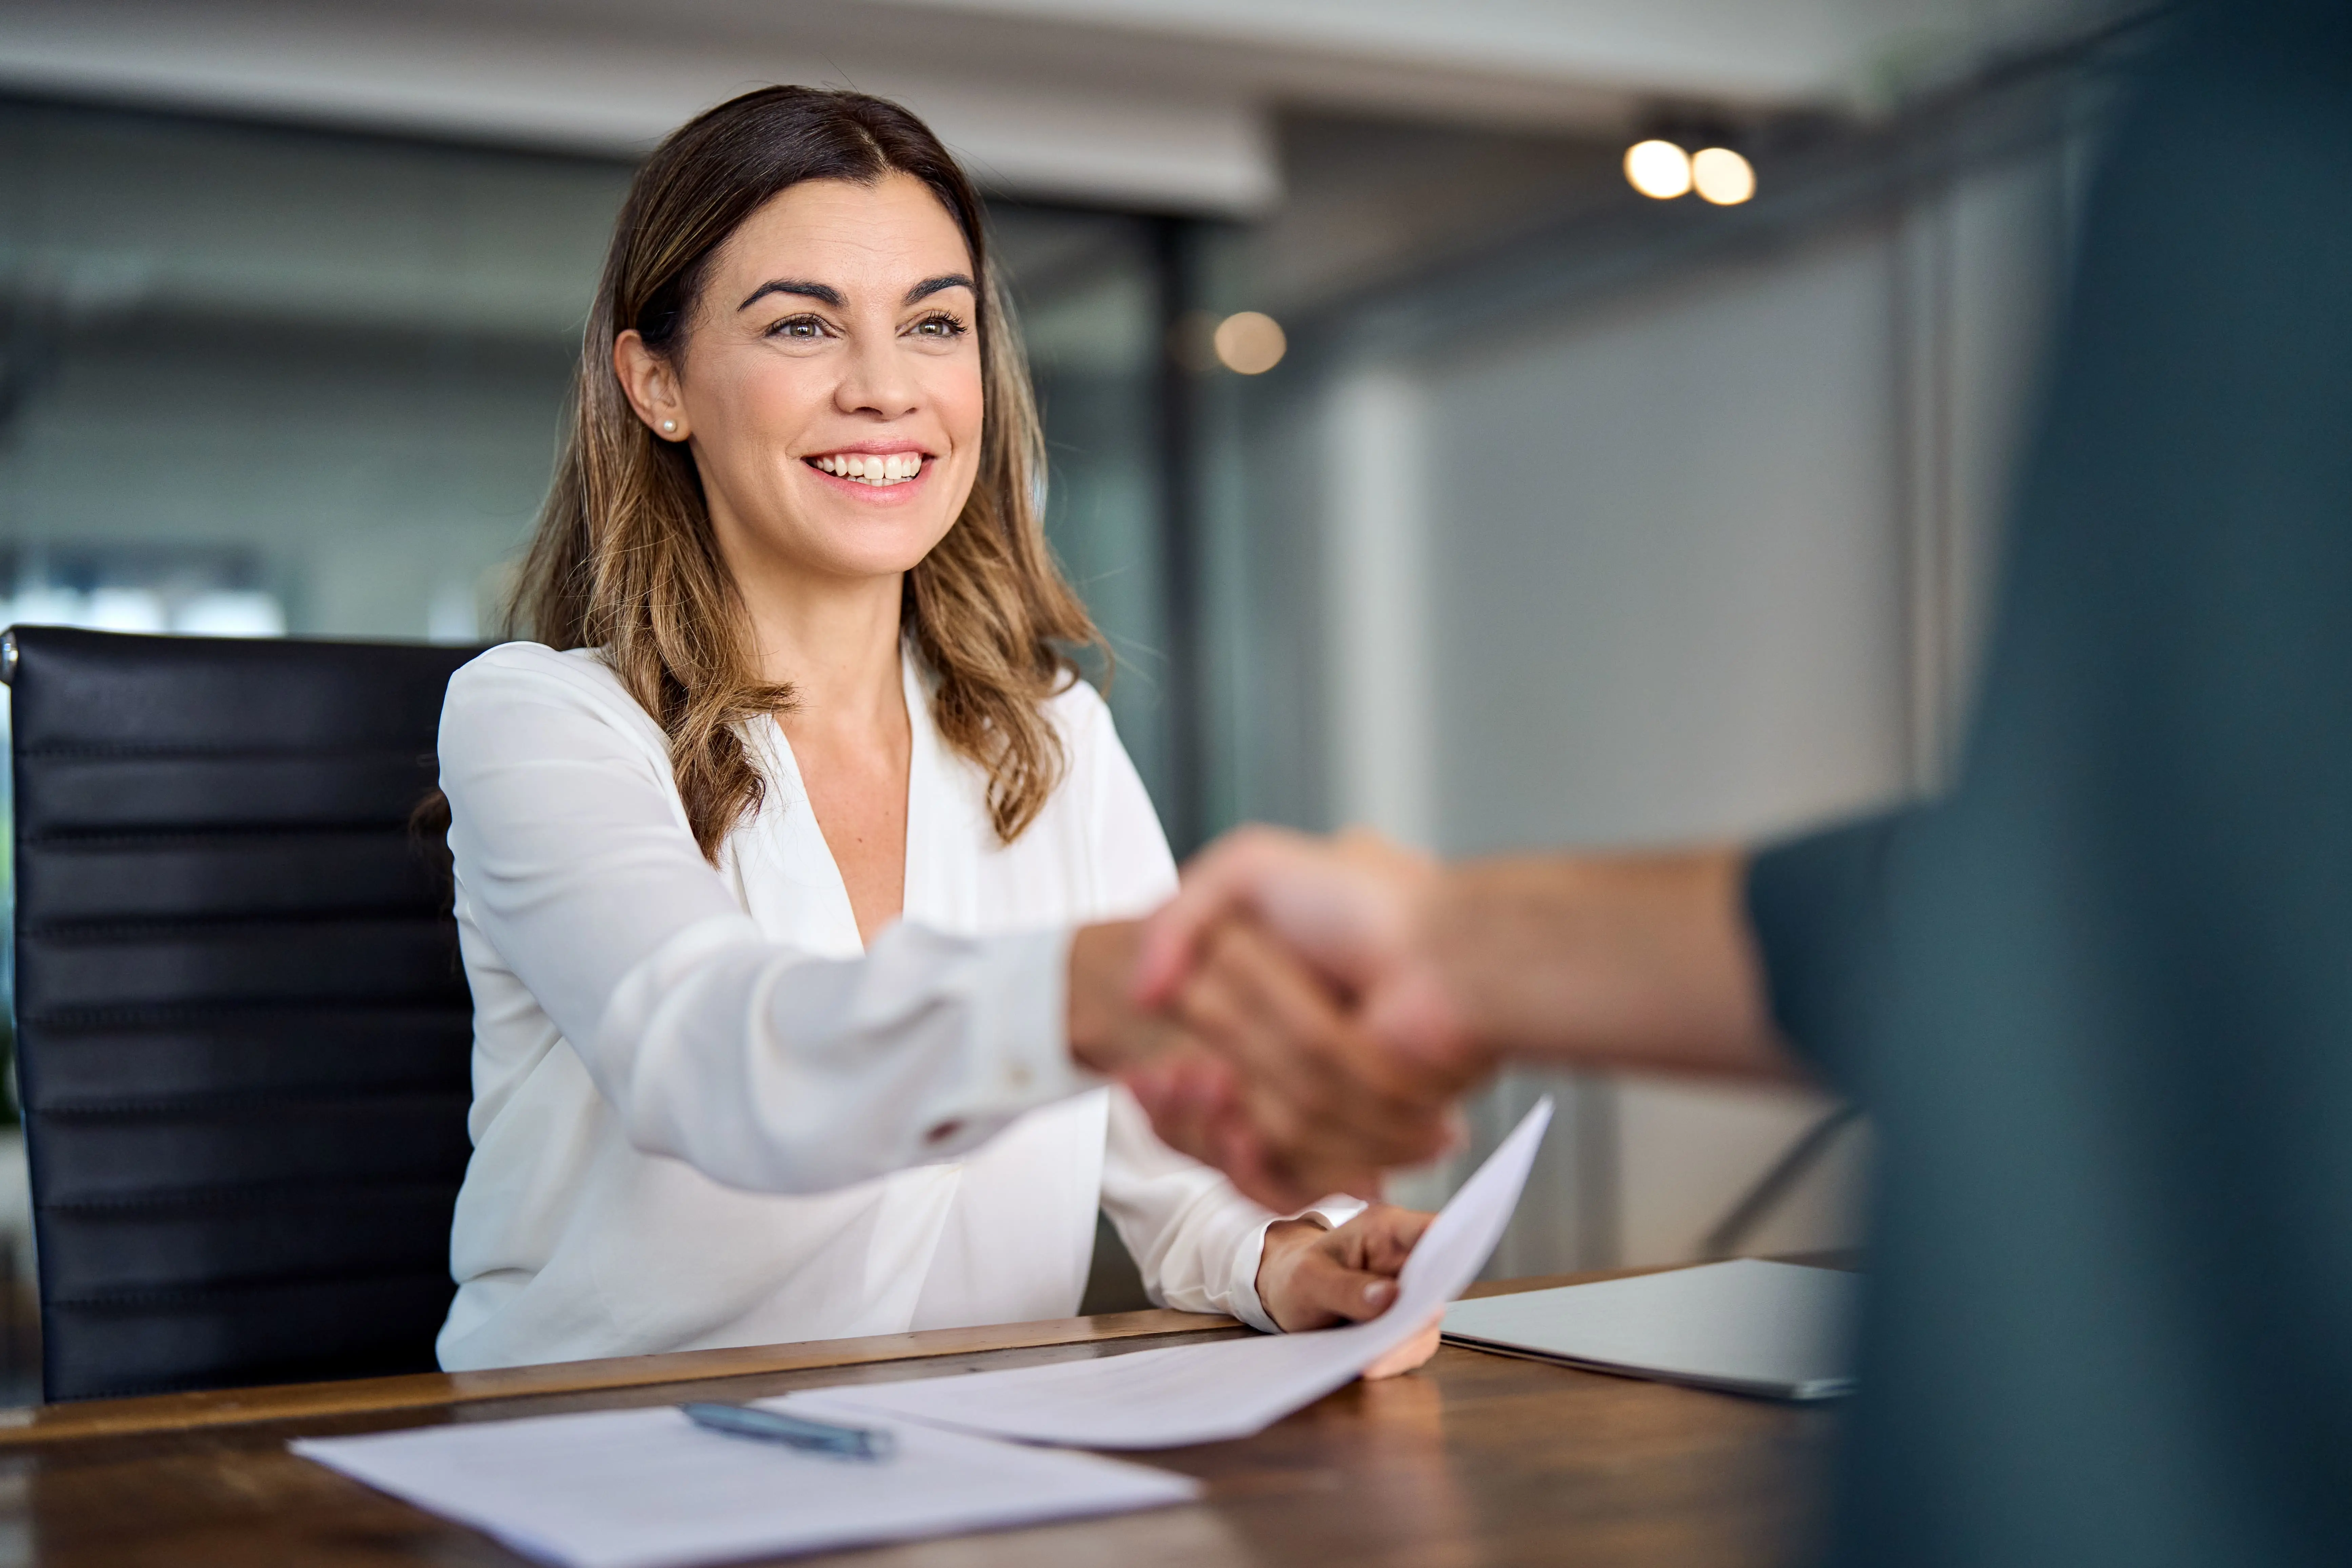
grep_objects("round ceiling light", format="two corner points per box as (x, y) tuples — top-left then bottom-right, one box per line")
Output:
(1623, 139), (1693, 200)
(1213, 311), (1288, 375)
(1692, 146), (1757, 205)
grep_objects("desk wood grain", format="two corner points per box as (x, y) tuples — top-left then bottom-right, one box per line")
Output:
(0, 1308), (1236, 1449)
(0, 1264), (1842, 1568)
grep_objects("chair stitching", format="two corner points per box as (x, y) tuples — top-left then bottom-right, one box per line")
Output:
(31, 1089), (471, 1118)
(15, 744), (437, 761)
(19, 1015), (470, 1038)
(41, 1181), (462, 1217)
(23, 827), (419, 849)
(47, 1269), (459, 1309)
(19, 911), (454, 939)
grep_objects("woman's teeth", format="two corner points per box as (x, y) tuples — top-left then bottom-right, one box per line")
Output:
(813, 453), (923, 484)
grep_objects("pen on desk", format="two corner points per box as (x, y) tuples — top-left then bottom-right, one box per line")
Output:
(679, 1402), (898, 1460)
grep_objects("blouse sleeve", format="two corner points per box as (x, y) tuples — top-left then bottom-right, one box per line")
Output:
(439, 645), (1094, 1195)
(1069, 693), (1367, 1331)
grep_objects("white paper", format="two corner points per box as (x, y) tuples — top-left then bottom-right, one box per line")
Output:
(292, 1404), (1197, 1568)
(1440, 1257), (1858, 1401)
(787, 1098), (1555, 1449)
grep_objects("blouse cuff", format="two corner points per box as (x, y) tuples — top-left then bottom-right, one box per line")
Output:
(1227, 1217), (1285, 1334)
(964, 924), (1098, 1115)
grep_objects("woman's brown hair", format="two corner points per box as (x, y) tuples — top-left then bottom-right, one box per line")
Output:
(503, 85), (1099, 858)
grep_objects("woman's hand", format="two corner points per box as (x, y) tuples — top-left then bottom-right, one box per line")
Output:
(1255, 1205), (1443, 1379)
(1068, 920), (1184, 1075)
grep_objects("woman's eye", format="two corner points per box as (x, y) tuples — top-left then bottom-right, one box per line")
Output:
(910, 313), (968, 340)
(768, 316), (826, 340)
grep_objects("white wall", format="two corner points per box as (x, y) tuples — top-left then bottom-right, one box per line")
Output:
(1321, 143), (2071, 1274)
(1423, 227), (1912, 853)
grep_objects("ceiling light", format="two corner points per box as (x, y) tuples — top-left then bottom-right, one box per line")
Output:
(1692, 147), (1756, 205)
(1623, 139), (1692, 200)
(1213, 311), (1287, 375)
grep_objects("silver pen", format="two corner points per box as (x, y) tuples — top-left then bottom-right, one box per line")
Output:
(679, 1402), (898, 1460)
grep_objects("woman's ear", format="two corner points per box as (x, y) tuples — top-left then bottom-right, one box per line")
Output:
(614, 329), (690, 441)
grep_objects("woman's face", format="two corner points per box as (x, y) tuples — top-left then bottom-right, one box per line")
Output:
(617, 173), (984, 586)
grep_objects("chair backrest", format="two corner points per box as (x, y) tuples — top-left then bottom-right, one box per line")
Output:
(5, 625), (481, 1401)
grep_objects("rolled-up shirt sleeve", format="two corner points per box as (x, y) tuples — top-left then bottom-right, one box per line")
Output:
(439, 646), (1093, 1195)
(1744, 807), (1919, 1092)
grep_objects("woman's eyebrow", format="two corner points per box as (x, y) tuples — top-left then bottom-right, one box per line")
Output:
(737, 279), (845, 311)
(904, 273), (975, 305)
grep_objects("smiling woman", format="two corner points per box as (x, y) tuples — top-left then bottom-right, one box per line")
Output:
(525, 97), (1076, 865)
(602, 167), (1007, 938)
(426, 86), (1444, 1375)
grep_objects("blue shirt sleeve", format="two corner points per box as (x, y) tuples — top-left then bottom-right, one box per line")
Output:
(1742, 809), (1915, 1093)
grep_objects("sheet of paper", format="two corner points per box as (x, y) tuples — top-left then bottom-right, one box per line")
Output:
(1440, 1258), (1859, 1401)
(787, 1097), (1554, 1449)
(291, 1404), (1198, 1568)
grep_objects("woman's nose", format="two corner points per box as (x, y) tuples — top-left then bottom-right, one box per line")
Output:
(835, 331), (920, 420)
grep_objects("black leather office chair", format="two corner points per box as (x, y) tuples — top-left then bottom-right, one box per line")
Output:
(5, 625), (481, 1401)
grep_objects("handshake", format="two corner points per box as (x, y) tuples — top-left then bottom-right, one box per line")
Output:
(1067, 825), (1792, 1212)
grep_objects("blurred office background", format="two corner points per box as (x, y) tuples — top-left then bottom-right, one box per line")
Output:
(0, 0), (2145, 1390)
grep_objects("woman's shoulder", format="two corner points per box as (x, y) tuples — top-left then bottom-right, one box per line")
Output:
(1040, 671), (1175, 897)
(450, 641), (626, 701)
(1035, 672), (1130, 793)
(1042, 671), (1117, 748)
(443, 643), (662, 748)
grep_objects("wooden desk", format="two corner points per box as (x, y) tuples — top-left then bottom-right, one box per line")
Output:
(0, 1266), (1839, 1567)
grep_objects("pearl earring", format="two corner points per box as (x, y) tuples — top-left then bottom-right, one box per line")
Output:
(661, 419), (678, 433)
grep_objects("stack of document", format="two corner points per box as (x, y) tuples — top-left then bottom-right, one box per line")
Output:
(295, 1409), (1195, 1568)
(1439, 1257), (1860, 1401)
(295, 1100), (1555, 1567)
(787, 1097), (1555, 1448)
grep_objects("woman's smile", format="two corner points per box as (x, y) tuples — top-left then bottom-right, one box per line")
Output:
(804, 444), (931, 493)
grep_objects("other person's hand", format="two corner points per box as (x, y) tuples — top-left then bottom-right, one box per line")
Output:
(1254, 1205), (1443, 1379)
(1125, 826), (1787, 1203)
(1133, 827), (1476, 1071)
(1130, 913), (1468, 1209)
(1070, 913), (1440, 1208)
(1122, 828), (1487, 1205)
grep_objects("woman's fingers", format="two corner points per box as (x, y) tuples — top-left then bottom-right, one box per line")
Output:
(1337, 1204), (1437, 1276)
(1360, 1315), (1444, 1380)
(1120, 1056), (1216, 1159)
(1137, 902), (1471, 1210)
(1265, 1242), (1401, 1329)
(1175, 925), (1339, 1115)
(1256, 1204), (1442, 1335)
(1123, 1059), (1349, 1212)
(1215, 1113), (1340, 1213)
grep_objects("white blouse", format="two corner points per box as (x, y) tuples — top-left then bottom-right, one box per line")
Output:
(434, 642), (1330, 1371)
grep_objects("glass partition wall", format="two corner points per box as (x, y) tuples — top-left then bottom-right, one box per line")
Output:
(0, 99), (1179, 783)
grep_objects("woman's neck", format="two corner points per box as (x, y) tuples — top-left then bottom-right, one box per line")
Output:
(737, 565), (908, 743)
(729, 556), (915, 945)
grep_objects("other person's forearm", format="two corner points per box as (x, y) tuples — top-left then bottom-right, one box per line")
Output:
(1416, 850), (1797, 1082)
(1135, 828), (1797, 1084)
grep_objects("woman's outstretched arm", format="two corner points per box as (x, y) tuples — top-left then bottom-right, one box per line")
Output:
(443, 644), (1157, 1194)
